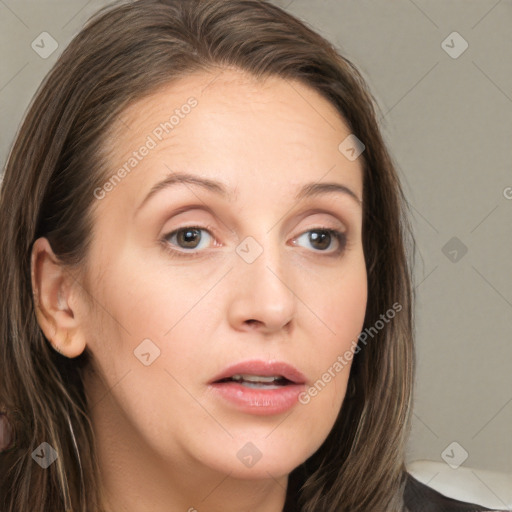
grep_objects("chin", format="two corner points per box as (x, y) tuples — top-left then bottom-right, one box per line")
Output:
(209, 455), (299, 481)
(196, 433), (317, 481)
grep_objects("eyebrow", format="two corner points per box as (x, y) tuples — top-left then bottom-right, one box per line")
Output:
(136, 171), (362, 213)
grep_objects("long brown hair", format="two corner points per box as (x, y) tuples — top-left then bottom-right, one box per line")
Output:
(0, 1), (416, 510)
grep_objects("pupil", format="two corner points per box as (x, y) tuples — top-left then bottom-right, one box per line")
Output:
(310, 230), (330, 250)
(179, 228), (200, 248)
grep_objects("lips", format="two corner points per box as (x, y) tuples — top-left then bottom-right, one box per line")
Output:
(209, 360), (307, 386)
(208, 359), (307, 415)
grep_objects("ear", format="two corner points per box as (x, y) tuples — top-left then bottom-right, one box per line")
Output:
(30, 237), (87, 358)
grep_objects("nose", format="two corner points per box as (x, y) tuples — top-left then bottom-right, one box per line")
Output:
(226, 237), (296, 335)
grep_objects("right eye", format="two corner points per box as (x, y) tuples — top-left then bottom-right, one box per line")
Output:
(162, 225), (217, 258)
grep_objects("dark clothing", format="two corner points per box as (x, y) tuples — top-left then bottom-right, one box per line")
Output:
(404, 472), (508, 512)
(283, 468), (508, 511)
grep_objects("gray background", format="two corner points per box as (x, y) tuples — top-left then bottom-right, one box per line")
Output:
(1, 0), (511, 475)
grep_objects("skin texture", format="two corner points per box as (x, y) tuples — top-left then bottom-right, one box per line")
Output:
(31, 68), (367, 512)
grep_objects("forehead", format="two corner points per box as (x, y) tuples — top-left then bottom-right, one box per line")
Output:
(98, 68), (363, 211)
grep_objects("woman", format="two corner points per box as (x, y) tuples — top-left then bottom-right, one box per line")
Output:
(0, 1), (501, 511)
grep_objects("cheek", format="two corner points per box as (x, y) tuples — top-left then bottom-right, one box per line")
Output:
(310, 256), (367, 354)
(85, 248), (218, 395)
(81, 256), (209, 445)
(326, 269), (367, 335)
(300, 260), (367, 412)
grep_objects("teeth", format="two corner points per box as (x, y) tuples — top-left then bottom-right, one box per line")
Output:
(231, 374), (281, 383)
(239, 382), (282, 390)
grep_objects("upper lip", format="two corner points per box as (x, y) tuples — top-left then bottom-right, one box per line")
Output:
(209, 359), (306, 385)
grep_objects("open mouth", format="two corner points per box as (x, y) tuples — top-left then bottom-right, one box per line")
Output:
(208, 360), (307, 415)
(215, 374), (294, 390)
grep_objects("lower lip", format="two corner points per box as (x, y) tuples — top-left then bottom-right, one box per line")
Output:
(209, 382), (305, 416)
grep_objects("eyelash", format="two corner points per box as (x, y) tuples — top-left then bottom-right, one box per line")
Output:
(160, 224), (347, 259)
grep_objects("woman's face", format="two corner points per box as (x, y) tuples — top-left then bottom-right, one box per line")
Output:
(77, 69), (367, 481)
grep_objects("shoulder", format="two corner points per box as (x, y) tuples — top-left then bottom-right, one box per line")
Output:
(404, 472), (499, 512)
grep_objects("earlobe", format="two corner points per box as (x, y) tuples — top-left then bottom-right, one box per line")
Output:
(31, 237), (87, 359)
(50, 327), (86, 359)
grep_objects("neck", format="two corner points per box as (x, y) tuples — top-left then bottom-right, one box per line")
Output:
(97, 437), (288, 512)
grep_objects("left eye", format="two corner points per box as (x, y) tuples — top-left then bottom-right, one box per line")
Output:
(293, 228), (346, 253)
